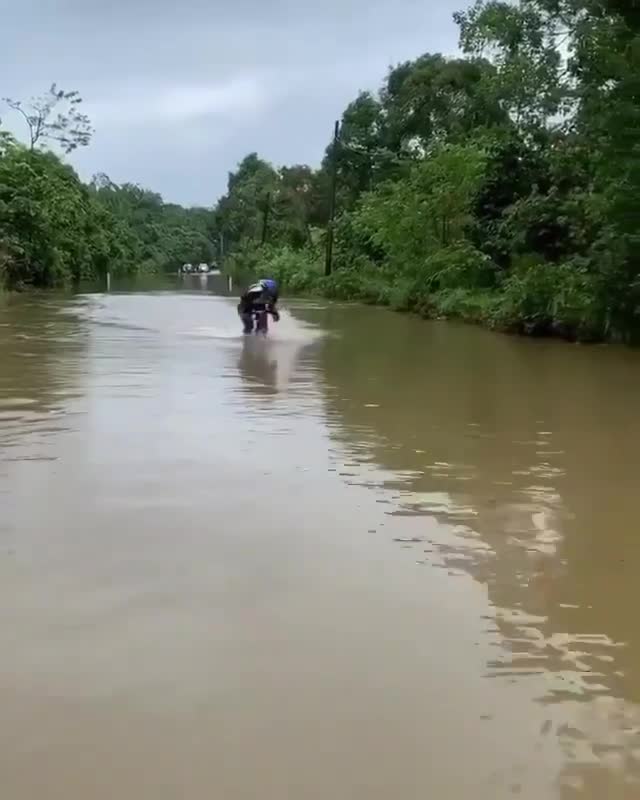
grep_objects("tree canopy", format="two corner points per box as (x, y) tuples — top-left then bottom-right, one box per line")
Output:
(0, 86), (216, 289)
(219, 0), (640, 342)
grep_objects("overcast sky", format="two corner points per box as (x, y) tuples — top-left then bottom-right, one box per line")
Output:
(1, 0), (462, 206)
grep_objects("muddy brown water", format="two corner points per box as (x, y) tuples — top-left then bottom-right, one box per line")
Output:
(2, 287), (640, 799)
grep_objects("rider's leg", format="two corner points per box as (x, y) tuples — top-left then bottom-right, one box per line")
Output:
(255, 311), (268, 333)
(241, 311), (254, 334)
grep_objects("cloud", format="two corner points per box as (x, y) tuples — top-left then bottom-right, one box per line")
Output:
(1, 0), (463, 205)
(89, 76), (272, 128)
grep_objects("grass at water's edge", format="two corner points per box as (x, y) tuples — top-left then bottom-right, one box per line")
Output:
(230, 263), (617, 344)
(293, 283), (548, 340)
(226, 244), (640, 344)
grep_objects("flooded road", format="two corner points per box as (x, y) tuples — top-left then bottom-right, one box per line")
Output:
(2, 289), (640, 799)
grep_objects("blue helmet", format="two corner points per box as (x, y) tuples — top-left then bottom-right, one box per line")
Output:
(261, 278), (278, 296)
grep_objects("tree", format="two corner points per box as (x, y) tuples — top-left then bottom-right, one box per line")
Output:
(0, 121), (15, 155)
(454, 1), (567, 132)
(3, 84), (93, 153)
(215, 155), (326, 251)
(0, 135), (216, 290)
(322, 92), (386, 209)
(352, 143), (489, 276)
(0, 146), (117, 286)
(382, 54), (506, 150)
(215, 154), (279, 247)
(89, 178), (217, 274)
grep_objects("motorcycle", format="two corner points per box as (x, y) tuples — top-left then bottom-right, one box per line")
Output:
(238, 303), (278, 335)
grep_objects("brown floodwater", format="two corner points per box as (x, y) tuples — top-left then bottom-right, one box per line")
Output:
(2, 285), (640, 799)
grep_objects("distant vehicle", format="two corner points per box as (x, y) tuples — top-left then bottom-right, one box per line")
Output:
(198, 263), (208, 273)
(181, 262), (193, 274)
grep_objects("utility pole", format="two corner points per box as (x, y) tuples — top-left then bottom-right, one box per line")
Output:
(219, 231), (225, 270)
(325, 120), (340, 277)
(261, 192), (271, 245)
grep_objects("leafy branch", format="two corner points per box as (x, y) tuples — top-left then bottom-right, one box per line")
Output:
(3, 83), (93, 154)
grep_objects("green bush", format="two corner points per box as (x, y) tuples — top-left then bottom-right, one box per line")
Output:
(424, 243), (496, 291)
(495, 258), (603, 339)
(384, 279), (416, 311)
(227, 243), (324, 294)
(322, 267), (371, 300)
(264, 246), (323, 292)
(430, 288), (499, 322)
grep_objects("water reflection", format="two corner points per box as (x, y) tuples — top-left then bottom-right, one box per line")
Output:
(290, 302), (640, 796)
(238, 337), (279, 395)
(233, 314), (325, 410)
(0, 296), (86, 462)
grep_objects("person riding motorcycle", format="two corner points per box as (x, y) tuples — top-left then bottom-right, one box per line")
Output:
(237, 278), (280, 333)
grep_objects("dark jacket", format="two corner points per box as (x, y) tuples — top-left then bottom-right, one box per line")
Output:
(238, 283), (279, 314)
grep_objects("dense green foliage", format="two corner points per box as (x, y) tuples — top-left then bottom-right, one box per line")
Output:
(88, 175), (215, 277)
(0, 89), (215, 290)
(221, 0), (640, 342)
